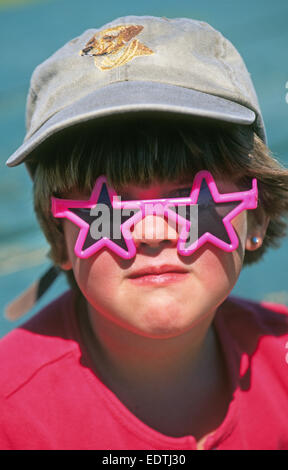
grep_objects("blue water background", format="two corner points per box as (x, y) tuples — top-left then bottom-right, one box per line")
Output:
(1, 0), (288, 337)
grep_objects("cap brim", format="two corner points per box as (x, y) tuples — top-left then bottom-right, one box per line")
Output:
(6, 81), (256, 167)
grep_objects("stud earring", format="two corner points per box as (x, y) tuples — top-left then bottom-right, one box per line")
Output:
(251, 236), (260, 245)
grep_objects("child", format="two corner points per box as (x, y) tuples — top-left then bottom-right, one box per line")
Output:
(1, 15), (288, 450)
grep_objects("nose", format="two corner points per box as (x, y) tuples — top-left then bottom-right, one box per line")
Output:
(132, 214), (179, 251)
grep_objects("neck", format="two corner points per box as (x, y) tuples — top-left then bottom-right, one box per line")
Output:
(79, 300), (231, 441)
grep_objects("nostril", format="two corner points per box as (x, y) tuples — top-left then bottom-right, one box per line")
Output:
(132, 215), (179, 248)
(138, 239), (174, 255)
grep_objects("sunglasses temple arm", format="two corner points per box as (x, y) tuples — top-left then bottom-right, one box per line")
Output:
(244, 178), (258, 210)
(218, 179), (258, 209)
(51, 197), (74, 218)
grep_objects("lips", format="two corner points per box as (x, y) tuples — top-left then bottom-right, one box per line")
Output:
(127, 264), (189, 285)
(128, 265), (188, 278)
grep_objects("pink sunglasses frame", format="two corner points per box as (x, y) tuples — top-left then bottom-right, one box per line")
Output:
(51, 170), (258, 259)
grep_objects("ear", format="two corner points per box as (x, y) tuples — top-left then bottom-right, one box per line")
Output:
(60, 260), (73, 270)
(245, 211), (270, 251)
(59, 219), (74, 271)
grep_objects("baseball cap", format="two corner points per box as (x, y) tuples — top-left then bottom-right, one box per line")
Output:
(6, 15), (266, 167)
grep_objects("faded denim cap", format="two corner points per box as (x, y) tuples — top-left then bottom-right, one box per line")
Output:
(6, 15), (266, 167)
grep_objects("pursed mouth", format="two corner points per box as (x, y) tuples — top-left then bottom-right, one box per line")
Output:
(128, 265), (189, 279)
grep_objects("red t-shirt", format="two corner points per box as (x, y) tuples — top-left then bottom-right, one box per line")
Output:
(0, 290), (288, 450)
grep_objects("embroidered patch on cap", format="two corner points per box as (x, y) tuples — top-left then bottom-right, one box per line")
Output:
(80, 25), (154, 71)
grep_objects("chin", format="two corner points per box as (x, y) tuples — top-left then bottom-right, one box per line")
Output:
(130, 304), (200, 339)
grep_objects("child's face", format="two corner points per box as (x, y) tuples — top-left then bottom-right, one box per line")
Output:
(61, 177), (257, 339)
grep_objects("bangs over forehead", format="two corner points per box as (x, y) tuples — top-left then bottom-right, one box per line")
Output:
(28, 119), (254, 196)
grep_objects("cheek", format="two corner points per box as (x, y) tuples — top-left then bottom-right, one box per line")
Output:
(62, 221), (119, 295)
(193, 247), (241, 295)
(72, 251), (122, 305)
(191, 213), (248, 297)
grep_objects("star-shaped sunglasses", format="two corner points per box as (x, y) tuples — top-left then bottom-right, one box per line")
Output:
(51, 171), (258, 259)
